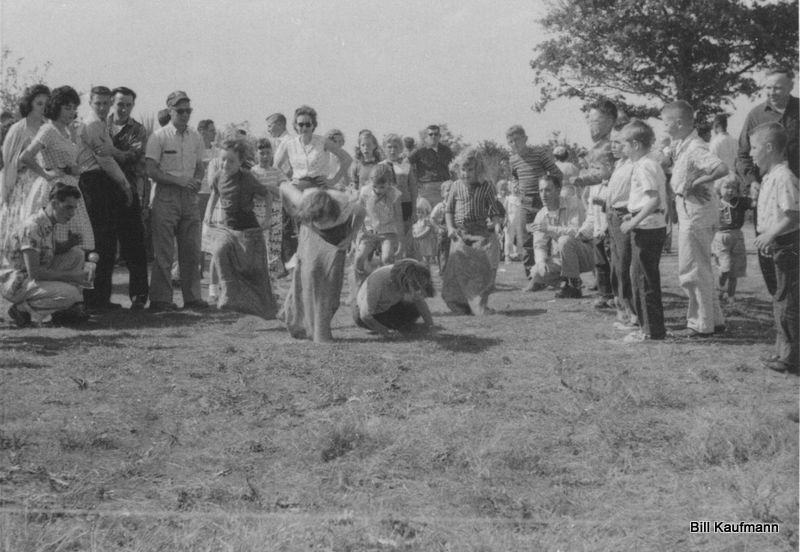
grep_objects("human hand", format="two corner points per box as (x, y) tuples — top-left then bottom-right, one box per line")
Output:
(687, 181), (711, 202)
(94, 143), (110, 157)
(620, 220), (634, 234)
(65, 231), (82, 250)
(121, 182), (133, 206)
(753, 233), (773, 254)
(447, 227), (459, 240)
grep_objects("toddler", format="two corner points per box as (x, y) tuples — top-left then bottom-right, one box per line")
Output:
(712, 179), (750, 307)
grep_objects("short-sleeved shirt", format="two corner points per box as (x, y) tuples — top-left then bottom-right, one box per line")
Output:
(509, 145), (562, 199)
(757, 162), (799, 236)
(531, 201), (584, 265)
(275, 135), (330, 179)
(356, 265), (405, 318)
(445, 180), (505, 230)
(4, 208), (55, 273)
(670, 130), (724, 196)
(31, 123), (78, 171)
(359, 184), (402, 235)
(351, 159), (380, 190)
(628, 156), (667, 229)
(409, 144), (453, 183)
(213, 169), (264, 230)
(606, 159), (634, 208)
(145, 122), (205, 179)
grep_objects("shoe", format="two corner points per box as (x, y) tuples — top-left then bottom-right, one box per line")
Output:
(622, 330), (647, 343)
(207, 294), (218, 305)
(613, 321), (639, 331)
(183, 300), (209, 311)
(149, 301), (179, 313)
(760, 354), (781, 364)
(523, 280), (547, 292)
(763, 359), (799, 375)
(8, 305), (31, 328)
(593, 296), (614, 309)
(554, 284), (582, 299)
(130, 296), (147, 311)
(51, 303), (90, 325)
(673, 328), (713, 338)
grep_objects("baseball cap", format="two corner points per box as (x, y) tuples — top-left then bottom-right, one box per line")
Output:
(166, 90), (191, 107)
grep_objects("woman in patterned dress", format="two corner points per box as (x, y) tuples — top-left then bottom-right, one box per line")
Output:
(18, 86), (94, 252)
(0, 84), (50, 257)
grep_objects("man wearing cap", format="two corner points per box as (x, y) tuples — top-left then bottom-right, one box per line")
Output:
(145, 90), (207, 311)
(76, 85), (134, 311)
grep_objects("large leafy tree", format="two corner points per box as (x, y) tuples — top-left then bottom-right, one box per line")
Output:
(530, 0), (799, 120)
(0, 48), (51, 116)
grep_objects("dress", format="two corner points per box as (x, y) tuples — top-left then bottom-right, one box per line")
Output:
(279, 194), (363, 341)
(0, 119), (40, 257)
(23, 123), (94, 251)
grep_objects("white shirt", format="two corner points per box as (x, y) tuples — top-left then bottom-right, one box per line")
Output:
(628, 156), (667, 229)
(757, 161), (799, 236)
(145, 122), (204, 180)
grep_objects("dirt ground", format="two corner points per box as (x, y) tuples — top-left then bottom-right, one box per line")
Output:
(1, 226), (797, 551)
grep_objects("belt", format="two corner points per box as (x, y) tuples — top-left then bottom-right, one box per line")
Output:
(774, 230), (800, 246)
(45, 166), (74, 175)
(629, 208), (665, 216)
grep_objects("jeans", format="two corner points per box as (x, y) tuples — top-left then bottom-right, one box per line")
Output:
(631, 227), (666, 339)
(607, 209), (634, 313)
(79, 170), (120, 306)
(772, 232), (799, 368)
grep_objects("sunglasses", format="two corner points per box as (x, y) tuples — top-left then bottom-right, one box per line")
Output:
(174, 108), (193, 116)
(297, 122), (313, 128)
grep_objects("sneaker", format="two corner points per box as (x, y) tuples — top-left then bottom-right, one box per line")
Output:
(622, 330), (647, 343)
(149, 301), (179, 313)
(763, 359), (799, 375)
(554, 284), (582, 299)
(51, 303), (90, 325)
(207, 294), (218, 305)
(183, 300), (209, 311)
(130, 296), (147, 311)
(8, 305), (31, 328)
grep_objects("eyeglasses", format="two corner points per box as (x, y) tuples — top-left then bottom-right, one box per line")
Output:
(297, 122), (313, 128)
(428, 132), (440, 137)
(174, 108), (193, 116)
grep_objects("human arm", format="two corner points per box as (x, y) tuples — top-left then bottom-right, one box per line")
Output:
(272, 141), (293, 180)
(530, 211), (550, 266)
(325, 138), (352, 187)
(620, 191), (658, 234)
(737, 114), (759, 188)
(408, 165), (418, 221)
(413, 296), (434, 329)
(22, 247), (85, 286)
(392, 192), (403, 235)
(686, 155), (727, 202)
(753, 210), (799, 252)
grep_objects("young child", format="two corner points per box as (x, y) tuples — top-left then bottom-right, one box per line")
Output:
(750, 122), (799, 374)
(350, 129), (383, 191)
(579, 165), (613, 308)
(712, 179), (750, 307)
(618, 120), (669, 342)
(384, 133), (418, 256)
(442, 147), (505, 315)
(412, 197), (437, 267)
(251, 138), (289, 276)
(355, 162), (403, 278)
(495, 179), (510, 254)
(430, 179), (453, 271)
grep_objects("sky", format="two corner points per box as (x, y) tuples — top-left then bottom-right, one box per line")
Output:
(0, 0), (788, 150)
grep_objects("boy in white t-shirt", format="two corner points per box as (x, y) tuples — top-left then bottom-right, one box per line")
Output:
(751, 122), (799, 374)
(619, 120), (669, 342)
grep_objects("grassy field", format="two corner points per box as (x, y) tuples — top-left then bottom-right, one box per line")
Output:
(1, 230), (797, 551)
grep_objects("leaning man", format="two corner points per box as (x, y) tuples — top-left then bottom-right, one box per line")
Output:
(1, 183), (89, 327)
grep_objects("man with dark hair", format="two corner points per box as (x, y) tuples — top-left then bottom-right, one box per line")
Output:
(409, 124), (453, 207)
(145, 90), (206, 312)
(737, 67), (799, 296)
(1, 182), (89, 327)
(266, 113), (290, 150)
(107, 86), (149, 310)
(76, 85), (134, 311)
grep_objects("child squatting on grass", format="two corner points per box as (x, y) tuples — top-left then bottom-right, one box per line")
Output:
(618, 120), (669, 343)
(353, 258), (435, 338)
(750, 122), (799, 375)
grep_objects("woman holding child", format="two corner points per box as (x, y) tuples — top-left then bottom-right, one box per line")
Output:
(441, 147), (505, 315)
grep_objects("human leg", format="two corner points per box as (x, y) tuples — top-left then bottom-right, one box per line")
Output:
(79, 171), (118, 306)
(149, 187), (180, 305)
(631, 227), (666, 339)
(117, 193), (149, 304)
(176, 190), (203, 305)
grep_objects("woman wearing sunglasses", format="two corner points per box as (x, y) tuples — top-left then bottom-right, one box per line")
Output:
(272, 105), (352, 191)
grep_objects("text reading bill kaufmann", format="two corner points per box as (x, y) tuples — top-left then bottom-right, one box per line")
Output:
(690, 521), (780, 534)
